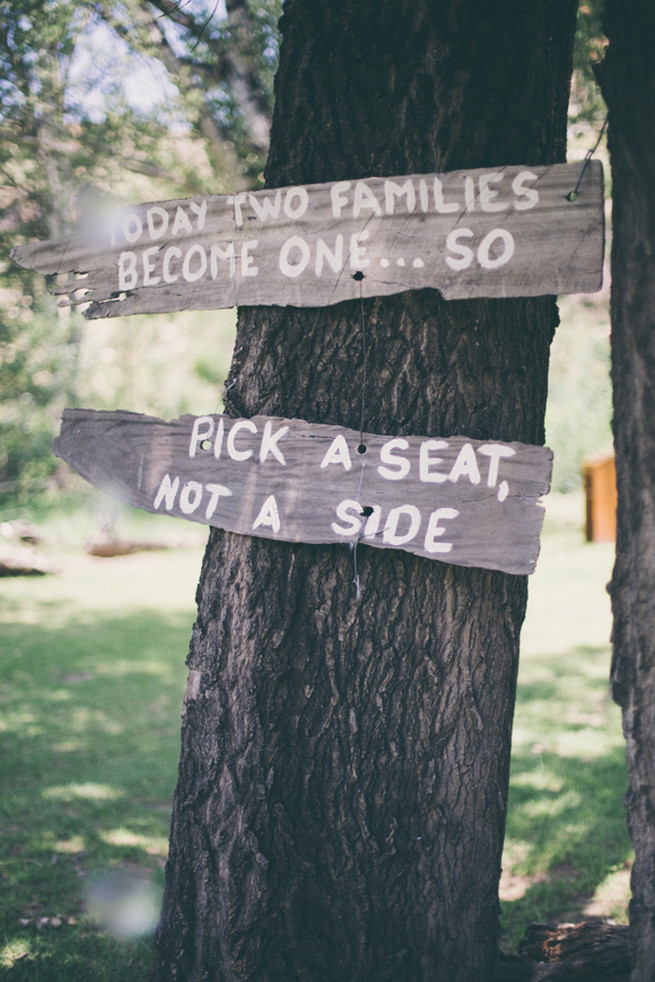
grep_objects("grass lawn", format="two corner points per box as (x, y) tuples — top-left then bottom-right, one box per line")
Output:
(0, 505), (205, 980)
(0, 492), (630, 977)
(501, 492), (631, 950)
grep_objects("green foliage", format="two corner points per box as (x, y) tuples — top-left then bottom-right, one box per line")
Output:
(0, 526), (200, 980)
(0, 300), (80, 493)
(501, 495), (630, 951)
(0, 0), (274, 499)
(74, 307), (236, 419)
(570, 0), (608, 124)
(546, 294), (613, 493)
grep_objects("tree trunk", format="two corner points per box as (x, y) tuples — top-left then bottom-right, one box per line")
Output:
(598, 5), (655, 981)
(152, 3), (577, 980)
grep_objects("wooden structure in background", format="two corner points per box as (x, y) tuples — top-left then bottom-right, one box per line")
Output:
(583, 451), (617, 543)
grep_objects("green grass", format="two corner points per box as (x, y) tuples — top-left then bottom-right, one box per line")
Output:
(0, 494), (630, 975)
(500, 492), (630, 951)
(0, 513), (204, 980)
(547, 292), (613, 492)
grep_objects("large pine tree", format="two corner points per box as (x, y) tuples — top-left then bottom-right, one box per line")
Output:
(152, 3), (578, 979)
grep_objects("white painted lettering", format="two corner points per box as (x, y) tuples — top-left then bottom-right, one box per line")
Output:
(146, 206), (168, 240)
(252, 494), (281, 534)
(433, 177), (459, 213)
(189, 200), (208, 231)
(189, 415), (214, 457)
(378, 439), (411, 481)
(497, 480), (510, 502)
(248, 190), (281, 223)
(226, 419), (257, 461)
(213, 418), (225, 458)
(349, 230), (370, 270)
(478, 228), (514, 270)
(354, 181), (383, 218)
(241, 240), (259, 277)
(154, 473), (180, 511)
(448, 443), (481, 485)
(419, 178), (429, 212)
(424, 507), (459, 554)
(171, 206), (193, 237)
(331, 181), (351, 218)
(205, 483), (232, 519)
(384, 179), (416, 215)
(479, 172), (508, 212)
(163, 246), (181, 283)
(180, 480), (203, 514)
(478, 444), (516, 486)
(118, 251), (138, 290)
(363, 504), (383, 538)
(464, 175), (476, 212)
(445, 228), (475, 271)
(279, 236), (311, 278)
(512, 170), (539, 210)
(231, 191), (249, 227)
(320, 434), (352, 471)
(419, 439), (449, 483)
(123, 214), (143, 244)
(383, 505), (421, 546)
(259, 420), (289, 465)
(182, 243), (207, 282)
(284, 187), (309, 220)
(331, 499), (362, 537)
(142, 246), (160, 286)
(315, 235), (344, 276)
(210, 243), (236, 280)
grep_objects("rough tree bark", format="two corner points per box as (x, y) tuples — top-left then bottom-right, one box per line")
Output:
(151, 3), (578, 980)
(599, 5), (655, 981)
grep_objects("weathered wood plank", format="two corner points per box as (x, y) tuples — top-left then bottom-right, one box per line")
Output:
(13, 163), (603, 316)
(52, 408), (552, 575)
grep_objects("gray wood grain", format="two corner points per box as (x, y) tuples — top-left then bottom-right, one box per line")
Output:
(13, 163), (604, 316)
(53, 408), (553, 575)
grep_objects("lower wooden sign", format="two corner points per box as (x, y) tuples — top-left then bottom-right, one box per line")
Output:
(53, 409), (553, 575)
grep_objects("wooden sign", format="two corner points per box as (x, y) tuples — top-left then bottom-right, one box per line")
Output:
(53, 408), (553, 575)
(13, 162), (603, 317)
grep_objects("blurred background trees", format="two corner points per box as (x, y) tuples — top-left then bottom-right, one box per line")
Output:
(0, 0), (279, 496)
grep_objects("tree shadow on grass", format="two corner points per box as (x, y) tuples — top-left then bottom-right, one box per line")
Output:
(0, 608), (192, 981)
(501, 644), (631, 950)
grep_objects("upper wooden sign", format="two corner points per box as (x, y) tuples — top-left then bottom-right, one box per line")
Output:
(13, 162), (603, 316)
(53, 408), (552, 575)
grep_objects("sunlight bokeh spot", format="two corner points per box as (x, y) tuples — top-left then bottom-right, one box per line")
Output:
(85, 870), (162, 938)
(0, 939), (32, 970)
(102, 828), (168, 857)
(42, 782), (124, 801)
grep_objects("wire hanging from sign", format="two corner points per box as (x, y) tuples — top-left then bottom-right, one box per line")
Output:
(351, 270), (368, 600)
(567, 113), (608, 201)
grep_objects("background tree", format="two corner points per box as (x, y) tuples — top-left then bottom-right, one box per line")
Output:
(570, 0), (607, 124)
(0, 0), (279, 495)
(151, 2), (578, 980)
(90, 0), (280, 186)
(598, 4), (655, 980)
(0, 0), (88, 494)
